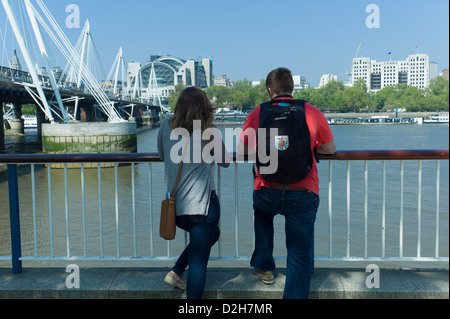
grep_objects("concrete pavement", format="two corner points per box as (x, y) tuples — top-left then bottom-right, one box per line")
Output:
(0, 267), (448, 299)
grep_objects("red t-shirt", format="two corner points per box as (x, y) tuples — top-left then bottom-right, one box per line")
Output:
(239, 96), (334, 196)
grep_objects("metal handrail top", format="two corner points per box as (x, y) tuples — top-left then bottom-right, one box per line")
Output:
(0, 149), (448, 164)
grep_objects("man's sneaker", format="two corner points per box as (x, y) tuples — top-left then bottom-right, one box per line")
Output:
(164, 271), (186, 290)
(253, 269), (275, 285)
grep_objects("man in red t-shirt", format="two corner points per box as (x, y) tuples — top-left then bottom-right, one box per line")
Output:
(238, 68), (335, 299)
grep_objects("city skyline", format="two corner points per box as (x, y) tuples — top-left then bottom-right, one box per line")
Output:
(1, 0), (449, 88)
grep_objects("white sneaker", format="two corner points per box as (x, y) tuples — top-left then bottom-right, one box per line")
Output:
(164, 271), (186, 290)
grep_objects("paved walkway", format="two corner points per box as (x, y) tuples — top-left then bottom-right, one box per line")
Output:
(0, 267), (448, 299)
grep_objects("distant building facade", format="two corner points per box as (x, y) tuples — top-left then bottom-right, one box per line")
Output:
(293, 75), (309, 90)
(126, 55), (213, 103)
(213, 75), (234, 88)
(319, 74), (338, 88)
(352, 53), (438, 92)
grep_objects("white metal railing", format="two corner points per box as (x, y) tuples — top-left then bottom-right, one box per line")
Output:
(0, 150), (448, 273)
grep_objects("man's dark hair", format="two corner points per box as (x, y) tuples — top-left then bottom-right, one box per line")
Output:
(266, 68), (294, 96)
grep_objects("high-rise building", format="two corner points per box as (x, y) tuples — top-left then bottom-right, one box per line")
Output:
(352, 53), (438, 91)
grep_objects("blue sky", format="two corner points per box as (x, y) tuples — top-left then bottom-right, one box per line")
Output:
(2, 0), (449, 87)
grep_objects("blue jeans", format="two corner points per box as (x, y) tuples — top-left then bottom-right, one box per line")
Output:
(251, 187), (319, 299)
(172, 192), (220, 299)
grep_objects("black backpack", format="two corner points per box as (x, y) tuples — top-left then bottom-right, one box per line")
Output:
(256, 99), (317, 184)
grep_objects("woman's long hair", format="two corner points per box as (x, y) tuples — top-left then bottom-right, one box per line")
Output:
(170, 87), (215, 133)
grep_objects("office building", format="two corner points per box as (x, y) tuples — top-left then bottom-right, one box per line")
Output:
(352, 53), (438, 91)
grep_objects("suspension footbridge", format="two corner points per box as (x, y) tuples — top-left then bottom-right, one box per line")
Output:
(1, 0), (169, 151)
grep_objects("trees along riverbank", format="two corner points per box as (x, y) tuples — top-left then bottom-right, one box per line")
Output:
(169, 76), (449, 114)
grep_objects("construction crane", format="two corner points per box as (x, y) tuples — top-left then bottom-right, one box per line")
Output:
(345, 66), (352, 84)
(345, 43), (363, 85)
(355, 42), (363, 59)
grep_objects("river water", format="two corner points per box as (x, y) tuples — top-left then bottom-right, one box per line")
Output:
(0, 123), (448, 264)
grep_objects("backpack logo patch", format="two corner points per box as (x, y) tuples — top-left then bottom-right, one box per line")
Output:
(275, 136), (289, 151)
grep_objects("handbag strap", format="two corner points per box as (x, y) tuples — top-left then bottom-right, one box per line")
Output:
(171, 136), (190, 199)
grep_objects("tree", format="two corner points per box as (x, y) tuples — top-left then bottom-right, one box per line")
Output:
(21, 104), (36, 116)
(341, 86), (369, 112)
(425, 76), (449, 111)
(204, 85), (231, 109)
(167, 81), (186, 111)
(319, 81), (346, 112)
(399, 86), (425, 112)
(231, 90), (252, 110)
(229, 78), (266, 111)
(374, 86), (396, 110)
(251, 80), (270, 109)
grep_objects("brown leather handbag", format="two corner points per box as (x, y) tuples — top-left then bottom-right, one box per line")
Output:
(160, 138), (189, 240)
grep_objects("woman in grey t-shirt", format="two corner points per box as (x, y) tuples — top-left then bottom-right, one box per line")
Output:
(158, 87), (230, 299)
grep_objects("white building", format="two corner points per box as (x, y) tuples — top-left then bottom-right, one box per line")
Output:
(319, 74), (338, 88)
(351, 57), (371, 89)
(407, 54), (438, 89)
(293, 75), (309, 90)
(352, 53), (438, 92)
(213, 75), (234, 88)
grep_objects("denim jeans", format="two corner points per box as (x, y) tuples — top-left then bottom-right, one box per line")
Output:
(251, 187), (319, 299)
(172, 192), (220, 299)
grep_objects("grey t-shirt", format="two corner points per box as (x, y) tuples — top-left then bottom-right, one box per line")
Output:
(157, 119), (217, 217)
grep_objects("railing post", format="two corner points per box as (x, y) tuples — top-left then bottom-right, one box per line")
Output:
(7, 164), (22, 274)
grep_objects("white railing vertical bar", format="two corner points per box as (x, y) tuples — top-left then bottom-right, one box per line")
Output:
(235, 162), (239, 258)
(48, 164), (54, 257)
(399, 160), (404, 258)
(64, 164), (70, 258)
(346, 161), (351, 258)
(97, 163), (104, 258)
(364, 161), (368, 259)
(417, 160), (422, 258)
(382, 160), (386, 259)
(131, 163), (137, 258)
(328, 161), (333, 258)
(217, 166), (222, 258)
(167, 240), (171, 259)
(31, 164), (38, 258)
(81, 164), (87, 257)
(435, 160), (440, 259)
(114, 163), (120, 258)
(148, 163), (154, 257)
